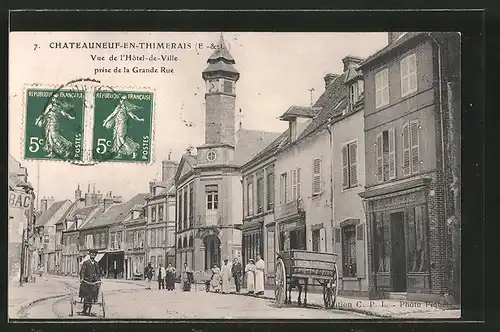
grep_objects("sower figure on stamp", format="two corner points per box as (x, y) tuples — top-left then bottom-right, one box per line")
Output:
(102, 95), (144, 159)
(35, 93), (75, 158)
(79, 249), (101, 316)
(232, 257), (242, 293)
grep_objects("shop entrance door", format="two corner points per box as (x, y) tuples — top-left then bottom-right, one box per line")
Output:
(390, 212), (407, 292)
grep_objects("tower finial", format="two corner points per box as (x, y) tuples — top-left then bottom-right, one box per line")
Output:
(168, 149), (172, 160)
(219, 32), (225, 49)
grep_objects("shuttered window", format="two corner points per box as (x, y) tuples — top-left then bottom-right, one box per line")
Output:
(342, 141), (358, 189)
(388, 128), (396, 179)
(257, 176), (264, 214)
(247, 182), (253, 215)
(279, 172), (288, 204)
(401, 53), (417, 97)
(333, 227), (342, 276)
(355, 224), (366, 277)
(377, 128), (397, 182)
(312, 229), (320, 252)
(312, 158), (322, 196)
(291, 168), (301, 200)
(375, 68), (389, 108)
(403, 120), (420, 175)
(410, 120), (420, 174)
(266, 172), (275, 210)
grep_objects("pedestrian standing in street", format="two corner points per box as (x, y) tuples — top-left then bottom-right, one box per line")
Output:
(255, 255), (265, 295)
(181, 262), (192, 292)
(245, 259), (256, 294)
(144, 262), (154, 290)
(157, 263), (166, 290)
(78, 249), (101, 316)
(221, 259), (231, 294)
(210, 264), (222, 293)
(165, 262), (176, 291)
(231, 257), (242, 293)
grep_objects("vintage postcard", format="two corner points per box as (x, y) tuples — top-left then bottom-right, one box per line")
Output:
(8, 31), (461, 320)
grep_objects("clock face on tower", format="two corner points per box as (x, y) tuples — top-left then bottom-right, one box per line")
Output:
(207, 150), (217, 161)
(208, 79), (219, 93)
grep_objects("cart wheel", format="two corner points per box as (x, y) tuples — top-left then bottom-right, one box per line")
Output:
(275, 258), (286, 308)
(101, 292), (106, 318)
(332, 264), (339, 307)
(70, 295), (74, 316)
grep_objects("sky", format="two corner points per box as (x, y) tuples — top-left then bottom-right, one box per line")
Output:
(9, 32), (388, 205)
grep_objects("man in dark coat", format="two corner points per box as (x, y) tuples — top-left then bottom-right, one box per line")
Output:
(232, 257), (243, 293)
(79, 249), (101, 315)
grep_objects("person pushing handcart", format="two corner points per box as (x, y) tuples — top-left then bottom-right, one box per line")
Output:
(78, 249), (102, 316)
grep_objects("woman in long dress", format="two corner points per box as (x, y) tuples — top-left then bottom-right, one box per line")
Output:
(221, 259), (231, 294)
(181, 263), (192, 292)
(35, 93), (75, 158)
(165, 263), (176, 291)
(245, 259), (256, 294)
(210, 264), (222, 293)
(102, 95), (144, 159)
(255, 255), (265, 295)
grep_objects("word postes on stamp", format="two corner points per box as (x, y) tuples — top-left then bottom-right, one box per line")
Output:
(92, 90), (153, 163)
(24, 89), (85, 161)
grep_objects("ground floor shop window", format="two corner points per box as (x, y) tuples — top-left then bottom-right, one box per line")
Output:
(279, 228), (306, 252)
(374, 212), (391, 273)
(406, 205), (429, 272)
(243, 232), (262, 266)
(342, 225), (357, 277)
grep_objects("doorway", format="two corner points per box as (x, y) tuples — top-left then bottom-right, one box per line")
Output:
(390, 212), (407, 292)
(204, 235), (221, 270)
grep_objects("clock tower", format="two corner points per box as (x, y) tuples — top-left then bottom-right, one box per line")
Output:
(201, 34), (240, 160)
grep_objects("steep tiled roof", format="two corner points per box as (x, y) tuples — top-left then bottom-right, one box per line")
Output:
(80, 193), (149, 230)
(241, 129), (289, 170)
(65, 205), (100, 231)
(359, 32), (426, 70)
(231, 128), (282, 166)
(295, 72), (348, 142)
(280, 106), (322, 120)
(35, 200), (69, 227)
(55, 201), (78, 225)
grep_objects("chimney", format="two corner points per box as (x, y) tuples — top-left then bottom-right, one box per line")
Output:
(162, 160), (179, 182)
(75, 184), (82, 201)
(103, 197), (114, 212)
(47, 196), (55, 210)
(96, 192), (104, 205)
(149, 181), (155, 196)
(324, 73), (339, 89)
(84, 193), (92, 206)
(40, 197), (48, 213)
(388, 32), (405, 45)
(342, 55), (364, 72)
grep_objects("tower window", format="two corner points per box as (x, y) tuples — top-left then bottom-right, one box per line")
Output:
(223, 80), (234, 94)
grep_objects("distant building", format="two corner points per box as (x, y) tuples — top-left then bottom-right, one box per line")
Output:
(124, 205), (146, 279)
(240, 131), (288, 286)
(144, 159), (178, 271)
(358, 32), (461, 302)
(174, 34), (280, 272)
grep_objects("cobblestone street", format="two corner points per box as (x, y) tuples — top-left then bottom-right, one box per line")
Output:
(14, 277), (370, 319)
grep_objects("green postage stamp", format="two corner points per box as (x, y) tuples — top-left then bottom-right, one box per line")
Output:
(24, 89), (85, 161)
(92, 90), (153, 163)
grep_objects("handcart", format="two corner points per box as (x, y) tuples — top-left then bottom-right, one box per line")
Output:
(274, 250), (339, 309)
(69, 280), (106, 318)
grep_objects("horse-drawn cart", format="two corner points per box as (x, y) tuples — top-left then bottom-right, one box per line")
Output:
(275, 250), (339, 308)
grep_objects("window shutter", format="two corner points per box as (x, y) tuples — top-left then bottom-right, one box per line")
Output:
(402, 122), (411, 176)
(355, 223), (366, 278)
(410, 120), (420, 173)
(279, 175), (284, 204)
(401, 56), (409, 97)
(292, 169), (297, 200)
(382, 69), (389, 105)
(349, 142), (358, 187)
(375, 71), (382, 108)
(388, 128), (396, 179)
(342, 145), (348, 189)
(333, 227), (342, 276)
(296, 168), (301, 198)
(376, 133), (383, 182)
(313, 158), (321, 195)
(319, 228), (326, 252)
(409, 54), (417, 93)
